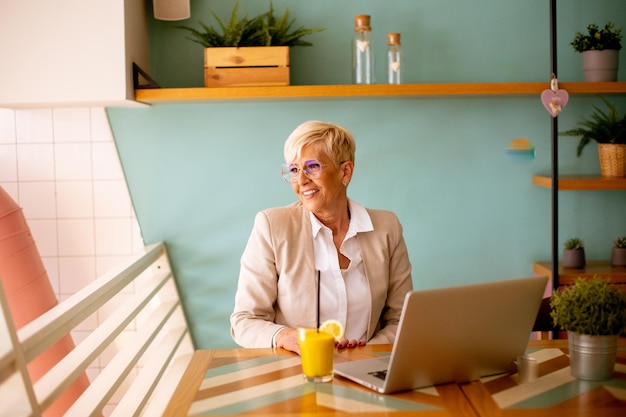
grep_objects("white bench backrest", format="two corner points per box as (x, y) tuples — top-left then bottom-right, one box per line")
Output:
(0, 242), (193, 417)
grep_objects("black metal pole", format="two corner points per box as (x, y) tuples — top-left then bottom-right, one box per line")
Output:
(549, 0), (560, 320)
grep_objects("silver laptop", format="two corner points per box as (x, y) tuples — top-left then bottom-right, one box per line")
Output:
(333, 275), (548, 394)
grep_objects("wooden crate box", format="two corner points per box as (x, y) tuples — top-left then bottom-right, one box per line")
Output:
(204, 46), (290, 87)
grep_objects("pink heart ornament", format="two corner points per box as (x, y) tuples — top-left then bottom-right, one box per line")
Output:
(541, 89), (569, 117)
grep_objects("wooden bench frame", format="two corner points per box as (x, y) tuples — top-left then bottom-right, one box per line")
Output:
(0, 242), (193, 416)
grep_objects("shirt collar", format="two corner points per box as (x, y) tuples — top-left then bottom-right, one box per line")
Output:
(310, 199), (374, 237)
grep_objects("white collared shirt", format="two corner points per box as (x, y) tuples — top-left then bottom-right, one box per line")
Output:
(310, 200), (374, 341)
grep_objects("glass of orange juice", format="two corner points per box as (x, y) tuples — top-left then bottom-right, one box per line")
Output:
(297, 328), (335, 383)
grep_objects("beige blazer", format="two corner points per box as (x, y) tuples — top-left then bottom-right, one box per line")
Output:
(230, 201), (414, 348)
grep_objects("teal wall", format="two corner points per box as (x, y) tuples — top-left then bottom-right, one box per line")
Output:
(107, 0), (626, 349)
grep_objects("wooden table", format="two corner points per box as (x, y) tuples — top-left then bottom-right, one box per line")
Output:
(461, 339), (626, 417)
(163, 339), (626, 416)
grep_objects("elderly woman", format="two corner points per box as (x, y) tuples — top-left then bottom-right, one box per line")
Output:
(230, 121), (413, 354)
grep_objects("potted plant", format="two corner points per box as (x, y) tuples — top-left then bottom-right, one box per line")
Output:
(178, 0), (324, 87)
(570, 21), (622, 81)
(562, 237), (586, 269)
(560, 98), (626, 177)
(612, 236), (626, 267)
(550, 276), (626, 380)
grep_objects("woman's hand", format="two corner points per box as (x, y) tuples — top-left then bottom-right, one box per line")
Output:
(274, 328), (300, 354)
(336, 338), (366, 349)
(275, 329), (365, 354)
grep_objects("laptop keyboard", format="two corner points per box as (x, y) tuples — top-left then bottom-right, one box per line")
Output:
(368, 369), (388, 380)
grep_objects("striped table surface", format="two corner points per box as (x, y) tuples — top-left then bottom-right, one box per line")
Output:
(462, 339), (626, 416)
(163, 340), (626, 417)
(163, 344), (475, 416)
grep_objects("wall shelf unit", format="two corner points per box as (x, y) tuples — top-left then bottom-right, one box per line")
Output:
(532, 175), (626, 190)
(135, 81), (626, 104)
(533, 261), (626, 291)
(532, 172), (626, 286)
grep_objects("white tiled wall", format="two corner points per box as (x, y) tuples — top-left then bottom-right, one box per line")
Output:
(0, 106), (144, 408)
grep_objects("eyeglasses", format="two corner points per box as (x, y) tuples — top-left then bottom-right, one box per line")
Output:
(281, 159), (328, 183)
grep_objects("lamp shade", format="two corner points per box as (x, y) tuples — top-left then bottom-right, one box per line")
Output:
(153, 0), (190, 21)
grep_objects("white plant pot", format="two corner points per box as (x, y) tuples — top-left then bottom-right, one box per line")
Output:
(582, 50), (619, 82)
(568, 331), (619, 381)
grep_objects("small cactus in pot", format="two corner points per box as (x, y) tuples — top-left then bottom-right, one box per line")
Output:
(611, 236), (626, 267)
(563, 237), (586, 269)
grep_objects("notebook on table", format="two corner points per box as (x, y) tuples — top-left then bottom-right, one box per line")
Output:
(333, 275), (549, 394)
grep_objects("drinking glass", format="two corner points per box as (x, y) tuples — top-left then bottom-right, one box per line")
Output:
(297, 327), (335, 382)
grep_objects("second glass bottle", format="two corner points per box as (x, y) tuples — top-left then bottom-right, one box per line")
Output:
(387, 32), (403, 84)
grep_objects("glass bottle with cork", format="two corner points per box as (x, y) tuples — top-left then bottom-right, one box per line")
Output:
(387, 32), (403, 84)
(353, 14), (374, 84)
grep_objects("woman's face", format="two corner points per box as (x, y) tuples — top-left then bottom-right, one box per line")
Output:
(290, 143), (350, 217)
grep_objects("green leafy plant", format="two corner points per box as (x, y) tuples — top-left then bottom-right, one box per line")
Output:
(550, 276), (626, 335)
(614, 236), (626, 248)
(177, 0), (324, 48)
(571, 21), (623, 53)
(560, 98), (626, 156)
(564, 237), (584, 250)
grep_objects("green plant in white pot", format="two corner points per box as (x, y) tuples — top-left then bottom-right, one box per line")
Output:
(612, 236), (626, 267)
(571, 21), (622, 82)
(562, 237), (586, 269)
(550, 277), (626, 380)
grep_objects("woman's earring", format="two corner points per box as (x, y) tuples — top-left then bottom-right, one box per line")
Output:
(342, 182), (348, 187)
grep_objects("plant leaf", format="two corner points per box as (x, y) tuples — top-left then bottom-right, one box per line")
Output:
(176, 0), (324, 48)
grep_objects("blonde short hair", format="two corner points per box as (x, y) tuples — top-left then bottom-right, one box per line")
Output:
(284, 121), (356, 166)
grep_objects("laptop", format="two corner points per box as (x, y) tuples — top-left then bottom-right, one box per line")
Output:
(333, 275), (548, 394)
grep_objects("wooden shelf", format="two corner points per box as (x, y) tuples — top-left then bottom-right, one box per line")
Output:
(135, 81), (626, 104)
(534, 260), (626, 285)
(532, 175), (626, 190)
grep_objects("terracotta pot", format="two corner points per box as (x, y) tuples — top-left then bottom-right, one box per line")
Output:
(582, 50), (619, 82)
(0, 186), (91, 416)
